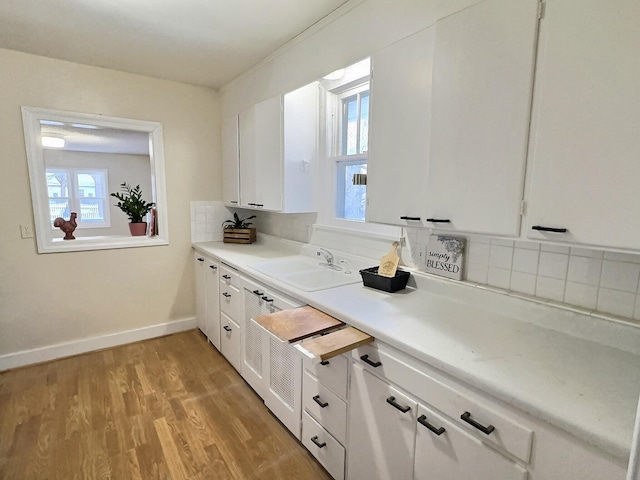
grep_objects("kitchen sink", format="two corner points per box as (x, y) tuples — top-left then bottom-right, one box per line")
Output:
(249, 255), (361, 292)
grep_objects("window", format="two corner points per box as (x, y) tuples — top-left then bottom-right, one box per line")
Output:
(333, 84), (369, 221)
(46, 168), (110, 228)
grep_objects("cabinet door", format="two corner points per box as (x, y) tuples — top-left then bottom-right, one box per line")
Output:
(414, 404), (527, 480)
(366, 27), (435, 227)
(205, 259), (220, 350)
(194, 253), (206, 334)
(525, 0), (640, 250)
(222, 113), (239, 206)
(238, 104), (257, 208)
(425, 0), (539, 236)
(220, 313), (242, 372)
(348, 364), (417, 480)
(242, 286), (269, 398)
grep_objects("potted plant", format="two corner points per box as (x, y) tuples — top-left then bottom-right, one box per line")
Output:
(222, 212), (257, 244)
(110, 182), (155, 236)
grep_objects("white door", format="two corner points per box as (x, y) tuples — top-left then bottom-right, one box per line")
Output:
(366, 26), (435, 227)
(525, 0), (640, 250)
(194, 253), (206, 334)
(348, 363), (417, 480)
(205, 259), (220, 350)
(238, 104), (257, 208)
(425, 0), (540, 236)
(414, 404), (527, 480)
(254, 95), (283, 211)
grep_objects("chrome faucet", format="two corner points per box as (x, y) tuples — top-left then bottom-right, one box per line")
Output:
(317, 248), (341, 270)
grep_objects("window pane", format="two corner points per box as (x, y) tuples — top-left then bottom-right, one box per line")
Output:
(49, 199), (70, 223)
(77, 173), (96, 198)
(337, 162), (367, 221)
(343, 96), (358, 155)
(46, 171), (68, 198)
(359, 92), (369, 154)
(80, 198), (105, 223)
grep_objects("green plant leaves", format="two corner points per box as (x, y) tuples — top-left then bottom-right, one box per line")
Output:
(110, 182), (155, 223)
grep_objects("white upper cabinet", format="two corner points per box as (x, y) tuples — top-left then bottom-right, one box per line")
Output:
(238, 82), (318, 213)
(525, 0), (640, 250)
(222, 114), (240, 207)
(366, 27), (436, 227)
(424, 0), (540, 236)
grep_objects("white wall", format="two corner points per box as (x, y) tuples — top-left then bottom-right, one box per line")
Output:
(0, 47), (221, 365)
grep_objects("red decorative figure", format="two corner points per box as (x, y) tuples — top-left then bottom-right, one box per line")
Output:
(53, 212), (77, 240)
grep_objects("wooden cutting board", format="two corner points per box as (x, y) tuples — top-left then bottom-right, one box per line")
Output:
(378, 241), (400, 277)
(295, 327), (374, 362)
(255, 306), (343, 342)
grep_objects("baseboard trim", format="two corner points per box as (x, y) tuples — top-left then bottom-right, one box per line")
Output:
(0, 317), (197, 372)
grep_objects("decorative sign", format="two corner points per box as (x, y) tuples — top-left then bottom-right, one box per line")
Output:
(425, 235), (466, 280)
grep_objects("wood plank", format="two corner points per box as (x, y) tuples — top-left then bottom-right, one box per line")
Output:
(255, 306), (344, 342)
(296, 326), (374, 362)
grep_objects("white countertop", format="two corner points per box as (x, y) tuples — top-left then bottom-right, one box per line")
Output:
(193, 237), (640, 462)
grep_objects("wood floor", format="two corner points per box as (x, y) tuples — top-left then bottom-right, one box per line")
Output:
(0, 330), (332, 479)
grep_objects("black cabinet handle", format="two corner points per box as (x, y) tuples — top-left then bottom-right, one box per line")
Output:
(320, 360), (330, 366)
(252, 289), (263, 296)
(197, 257), (204, 262)
(360, 354), (382, 368)
(460, 411), (495, 435)
(426, 218), (451, 223)
(222, 292), (231, 298)
(386, 396), (410, 413)
(532, 225), (567, 233)
(311, 436), (326, 448)
(400, 216), (421, 221)
(223, 325), (232, 332)
(222, 275), (231, 280)
(261, 296), (273, 303)
(418, 415), (445, 436)
(247, 203), (256, 206)
(312, 395), (329, 408)
(256, 204), (264, 207)
(229, 200), (238, 204)
(209, 265), (217, 270)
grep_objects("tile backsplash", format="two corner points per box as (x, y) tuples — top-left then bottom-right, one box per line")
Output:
(405, 229), (640, 322)
(190, 201), (229, 243)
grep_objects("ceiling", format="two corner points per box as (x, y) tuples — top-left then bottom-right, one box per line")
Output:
(0, 0), (350, 90)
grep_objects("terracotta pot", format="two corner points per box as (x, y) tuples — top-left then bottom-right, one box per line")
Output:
(129, 222), (147, 236)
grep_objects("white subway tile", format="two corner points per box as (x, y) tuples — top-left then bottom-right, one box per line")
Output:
(603, 251), (640, 264)
(564, 282), (598, 310)
(490, 238), (514, 247)
(597, 288), (636, 318)
(538, 252), (569, 280)
(468, 235), (491, 245)
(540, 244), (570, 254)
(514, 240), (540, 251)
(570, 247), (603, 259)
(510, 272), (536, 295)
(466, 262), (488, 284)
(468, 242), (491, 265)
(512, 248), (539, 274)
(634, 299), (640, 321)
(600, 260), (640, 293)
(535, 276), (565, 302)
(489, 245), (513, 270)
(567, 256), (602, 286)
(487, 267), (511, 289)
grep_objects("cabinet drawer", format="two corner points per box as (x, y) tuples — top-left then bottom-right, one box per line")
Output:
(219, 264), (240, 288)
(303, 371), (347, 445)
(220, 284), (242, 319)
(304, 353), (348, 400)
(220, 313), (242, 372)
(353, 343), (533, 463)
(302, 411), (345, 480)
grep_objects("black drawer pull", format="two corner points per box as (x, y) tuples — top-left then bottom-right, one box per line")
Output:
(222, 292), (231, 298)
(312, 395), (328, 408)
(223, 325), (232, 332)
(209, 265), (217, 270)
(461, 411), (495, 435)
(400, 216), (421, 221)
(426, 218), (451, 223)
(247, 203), (256, 206)
(386, 396), (410, 413)
(532, 225), (567, 233)
(222, 275), (231, 280)
(360, 354), (381, 368)
(418, 415), (445, 436)
(320, 360), (330, 366)
(252, 289), (263, 296)
(197, 257), (204, 262)
(256, 204), (264, 207)
(311, 436), (326, 448)
(261, 296), (273, 303)
(229, 200), (238, 204)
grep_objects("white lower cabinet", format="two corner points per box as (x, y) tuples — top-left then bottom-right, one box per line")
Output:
(194, 252), (220, 349)
(220, 312), (241, 372)
(414, 403), (527, 480)
(348, 363), (417, 480)
(240, 276), (304, 440)
(303, 411), (346, 480)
